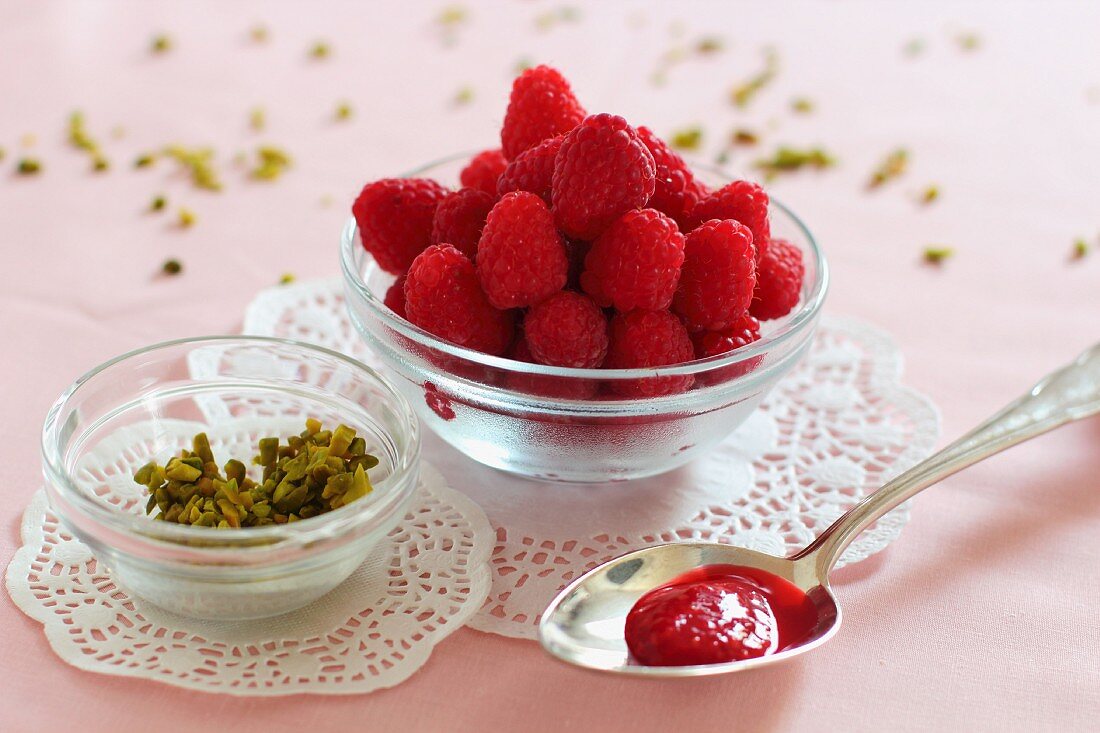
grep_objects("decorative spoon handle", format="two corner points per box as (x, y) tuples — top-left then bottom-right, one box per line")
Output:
(796, 342), (1100, 575)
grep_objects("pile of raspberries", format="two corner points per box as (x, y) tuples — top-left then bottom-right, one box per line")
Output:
(353, 66), (804, 399)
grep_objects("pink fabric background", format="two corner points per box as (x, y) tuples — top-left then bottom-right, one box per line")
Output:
(2, 1), (1098, 730)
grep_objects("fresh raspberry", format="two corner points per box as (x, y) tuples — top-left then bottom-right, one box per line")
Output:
(580, 208), (685, 312)
(459, 149), (507, 196)
(688, 180), (771, 260)
(524, 291), (608, 368)
(604, 310), (695, 397)
(552, 114), (656, 240)
(404, 244), (514, 355)
(353, 178), (449, 274)
(383, 275), (407, 319)
(564, 237), (590, 290)
(692, 314), (762, 385)
(496, 134), (563, 204)
(476, 191), (568, 308)
(751, 238), (804, 320)
(430, 187), (495, 260)
(637, 127), (705, 229)
(673, 219), (757, 332)
(506, 335), (598, 400)
(625, 578), (777, 666)
(500, 65), (586, 160)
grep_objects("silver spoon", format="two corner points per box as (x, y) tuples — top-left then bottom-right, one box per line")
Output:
(539, 343), (1100, 677)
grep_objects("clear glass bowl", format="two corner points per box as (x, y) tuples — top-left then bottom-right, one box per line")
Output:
(41, 337), (420, 620)
(340, 156), (827, 482)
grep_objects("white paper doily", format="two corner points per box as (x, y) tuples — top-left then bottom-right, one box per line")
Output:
(5, 416), (493, 695)
(241, 278), (940, 639)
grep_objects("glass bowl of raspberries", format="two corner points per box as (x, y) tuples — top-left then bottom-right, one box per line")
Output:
(340, 66), (827, 483)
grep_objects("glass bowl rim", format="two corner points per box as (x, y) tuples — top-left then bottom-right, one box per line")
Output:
(40, 335), (421, 548)
(339, 154), (829, 380)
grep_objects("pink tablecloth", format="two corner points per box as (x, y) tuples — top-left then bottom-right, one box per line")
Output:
(2, 1), (1098, 730)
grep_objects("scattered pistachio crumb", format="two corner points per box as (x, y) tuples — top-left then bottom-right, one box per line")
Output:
(309, 40), (330, 59)
(437, 4), (468, 26)
(956, 32), (981, 51)
(714, 150), (731, 165)
(69, 112), (97, 151)
(695, 36), (724, 55)
(164, 145), (222, 191)
(21, 133), (36, 148)
(279, 273), (296, 285)
(178, 208), (197, 228)
(791, 97), (814, 114)
(670, 126), (703, 151)
(921, 185), (940, 204)
(335, 101), (354, 120)
(923, 246), (953, 264)
(732, 128), (759, 146)
(0, 147), (5, 161)
(513, 57), (533, 74)
(250, 24), (269, 43)
(754, 146), (835, 177)
(868, 148), (908, 188)
(134, 152), (156, 168)
(16, 158), (41, 175)
(903, 38), (926, 57)
(150, 195), (167, 212)
(251, 145), (292, 181)
(319, 194), (334, 208)
(536, 6), (582, 31)
(453, 86), (475, 105)
(162, 258), (182, 275)
(1073, 239), (1090, 259)
(249, 106), (266, 131)
(111, 125), (126, 139)
(729, 47), (779, 108)
(151, 34), (172, 53)
(92, 155), (109, 172)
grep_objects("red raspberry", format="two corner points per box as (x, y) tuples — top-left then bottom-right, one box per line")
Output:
(688, 180), (771, 260)
(637, 127), (705, 229)
(506, 335), (598, 400)
(476, 191), (568, 309)
(524, 291), (608, 368)
(430, 187), (494, 260)
(751, 238), (804, 320)
(496, 134), (563, 204)
(383, 275), (407, 319)
(692, 314), (762, 385)
(673, 219), (757, 332)
(459, 149), (507, 196)
(604, 310), (695, 397)
(552, 114), (656, 240)
(353, 178), (448, 275)
(404, 244), (514, 355)
(625, 578), (777, 666)
(580, 208), (685, 312)
(564, 237), (590, 290)
(501, 65), (586, 160)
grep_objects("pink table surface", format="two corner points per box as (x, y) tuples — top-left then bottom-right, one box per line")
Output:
(2, 1), (1098, 730)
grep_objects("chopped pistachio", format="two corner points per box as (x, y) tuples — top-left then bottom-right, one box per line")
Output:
(695, 36), (724, 55)
(715, 149), (731, 165)
(177, 208), (196, 228)
(162, 258), (182, 275)
(92, 154), (109, 172)
(335, 101), (354, 120)
(319, 194), (334, 208)
(1073, 239), (1090, 259)
(309, 40), (330, 59)
(513, 57), (533, 74)
(923, 246), (953, 264)
(729, 47), (779, 108)
(453, 86), (475, 105)
(956, 32), (981, 51)
(134, 153), (156, 168)
(903, 37), (926, 57)
(68, 111), (96, 151)
(16, 158), (41, 175)
(754, 146), (835, 176)
(164, 145), (222, 191)
(0, 146), (5, 161)
(920, 185), (940, 204)
(249, 106), (266, 131)
(150, 195), (167, 212)
(732, 128), (759, 146)
(790, 97), (814, 114)
(868, 148), (908, 188)
(250, 24), (269, 43)
(151, 34), (172, 53)
(437, 4), (468, 25)
(279, 273), (296, 285)
(536, 6), (581, 31)
(20, 133), (36, 148)
(251, 145), (292, 181)
(670, 126), (703, 151)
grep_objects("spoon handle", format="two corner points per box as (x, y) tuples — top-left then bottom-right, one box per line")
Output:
(796, 342), (1100, 575)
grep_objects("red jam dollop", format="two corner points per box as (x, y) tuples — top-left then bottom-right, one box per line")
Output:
(624, 564), (820, 667)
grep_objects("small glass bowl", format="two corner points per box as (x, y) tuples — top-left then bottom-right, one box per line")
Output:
(341, 156), (827, 483)
(41, 337), (420, 620)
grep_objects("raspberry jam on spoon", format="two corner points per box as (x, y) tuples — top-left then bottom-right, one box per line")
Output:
(540, 343), (1100, 677)
(625, 565), (819, 666)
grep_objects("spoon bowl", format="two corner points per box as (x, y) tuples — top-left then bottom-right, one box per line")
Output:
(540, 542), (841, 677)
(539, 343), (1100, 676)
